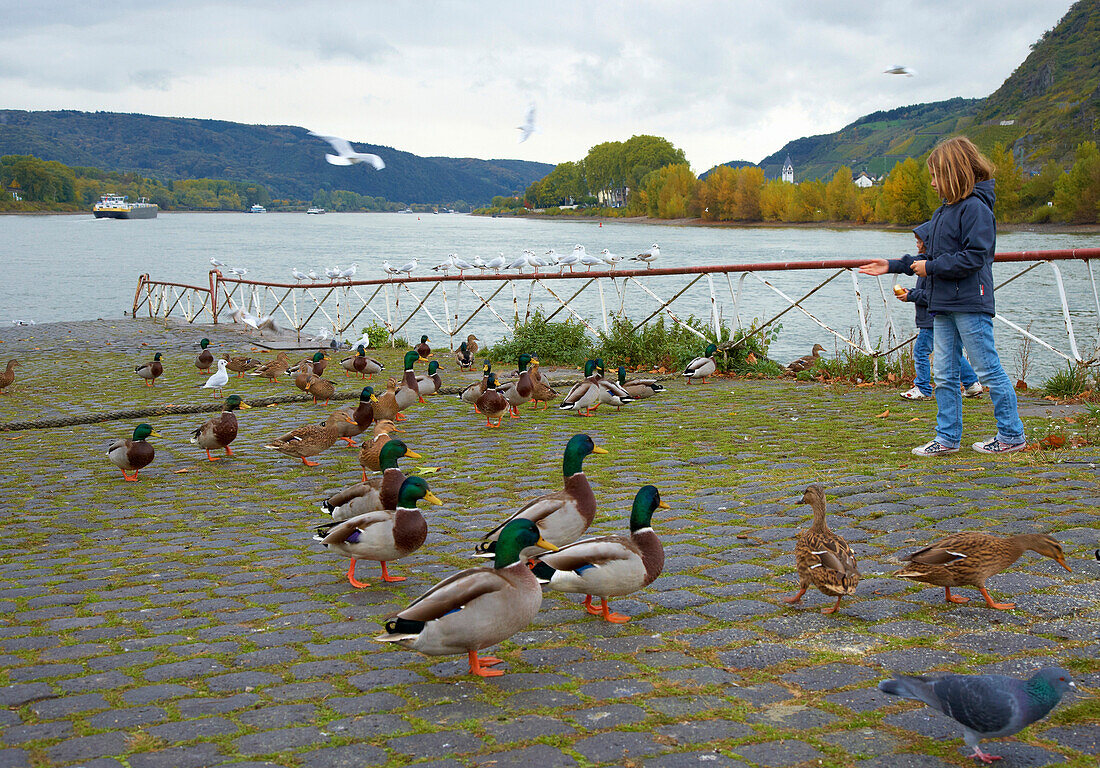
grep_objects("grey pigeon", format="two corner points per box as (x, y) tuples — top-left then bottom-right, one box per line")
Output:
(878, 667), (1075, 763)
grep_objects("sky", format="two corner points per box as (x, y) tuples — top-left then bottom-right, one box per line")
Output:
(1, 1), (1075, 173)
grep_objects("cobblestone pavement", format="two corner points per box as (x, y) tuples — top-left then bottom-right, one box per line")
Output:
(1, 321), (1098, 768)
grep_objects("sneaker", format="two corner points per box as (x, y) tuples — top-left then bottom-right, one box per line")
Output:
(963, 382), (984, 398)
(972, 438), (1027, 454)
(912, 440), (960, 457)
(900, 386), (932, 401)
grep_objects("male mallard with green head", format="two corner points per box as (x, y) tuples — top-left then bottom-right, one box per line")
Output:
(190, 395), (251, 461)
(415, 334), (432, 359)
(195, 338), (214, 373)
(377, 518), (557, 677)
(415, 360), (443, 396)
(532, 485), (669, 623)
(895, 532), (1070, 610)
(785, 484), (860, 614)
(325, 386), (377, 447)
(455, 341), (474, 370)
(315, 476), (442, 587)
(498, 353), (534, 417)
(135, 353), (164, 386)
(324, 438), (419, 520)
(476, 434), (608, 557)
(558, 360), (602, 416)
(617, 366), (664, 399)
(683, 343), (717, 384)
(107, 423), (161, 481)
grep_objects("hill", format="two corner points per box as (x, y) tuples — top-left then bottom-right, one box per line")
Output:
(737, 0), (1097, 181)
(699, 159), (758, 180)
(0, 110), (553, 205)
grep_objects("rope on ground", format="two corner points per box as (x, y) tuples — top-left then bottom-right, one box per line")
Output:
(0, 371), (683, 432)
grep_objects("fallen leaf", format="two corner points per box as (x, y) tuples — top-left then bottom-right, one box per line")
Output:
(415, 467), (441, 475)
(876, 409), (889, 418)
(173, 469), (192, 474)
(886, 373), (897, 382)
(907, 417), (921, 422)
(6, 435), (23, 441)
(1040, 434), (1066, 448)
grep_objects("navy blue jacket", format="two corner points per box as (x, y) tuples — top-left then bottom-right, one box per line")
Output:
(896, 221), (933, 328)
(885, 180), (997, 316)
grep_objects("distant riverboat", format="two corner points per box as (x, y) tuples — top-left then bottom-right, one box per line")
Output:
(306, 207), (326, 215)
(250, 204), (267, 214)
(93, 193), (158, 219)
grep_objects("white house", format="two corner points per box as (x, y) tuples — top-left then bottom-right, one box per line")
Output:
(853, 171), (874, 188)
(781, 156), (794, 183)
(597, 187), (628, 208)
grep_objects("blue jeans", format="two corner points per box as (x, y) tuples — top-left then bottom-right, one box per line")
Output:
(932, 312), (1025, 448)
(914, 327), (977, 396)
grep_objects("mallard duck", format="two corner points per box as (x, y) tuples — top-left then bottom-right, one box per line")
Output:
(324, 438), (418, 520)
(223, 354), (261, 377)
(264, 410), (355, 467)
(616, 366), (665, 400)
(786, 343), (826, 374)
(398, 351), (423, 404)
(373, 378), (406, 422)
(315, 476), (442, 587)
(0, 359), (20, 394)
(895, 532), (1070, 610)
(135, 353), (164, 386)
(341, 345), (384, 379)
(475, 372), (508, 428)
(682, 343), (717, 384)
(195, 338), (214, 373)
(784, 484), (860, 614)
(292, 362), (316, 391)
(465, 334), (480, 356)
(415, 360), (443, 396)
(307, 350), (330, 376)
(324, 386), (376, 447)
(107, 423), (161, 481)
(415, 334), (432, 359)
(248, 352), (291, 383)
(476, 434), (607, 557)
(531, 485), (669, 623)
(190, 394), (250, 461)
(528, 359), (558, 409)
(454, 341), (474, 370)
(558, 360), (601, 416)
(306, 375), (336, 406)
(358, 420), (411, 480)
(376, 518), (557, 677)
(498, 354), (534, 417)
(595, 361), (634, 411)
(460, 362), (491, 408)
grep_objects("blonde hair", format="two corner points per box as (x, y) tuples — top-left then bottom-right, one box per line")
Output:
(927, 137), (996, 205)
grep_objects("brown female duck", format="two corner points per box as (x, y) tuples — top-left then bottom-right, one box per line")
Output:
(785, 484), (860, 614)
(895, 532), (1070, 610)
(373, 378), (405, 422)
(306, 375), (337, 406)
(528, 359), (558, 409)
(249, 352), (291, 383)
(264, 409), (354, 467)
(0, 359), (19, 394)
(223, 354), (261, 377)
(786, 343), (826, 374)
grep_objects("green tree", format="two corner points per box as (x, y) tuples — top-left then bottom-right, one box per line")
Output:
(584, 141), (624, 193)
(1053, 141), (1100, 224)
(620, 135), (688, 195)
(1021, 160), (1063, 210)
(986, 142), (1024, 222)
(540, 161), (587, 205)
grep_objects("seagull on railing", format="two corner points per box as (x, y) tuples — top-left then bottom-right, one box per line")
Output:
(506, 253), (528, 272)
(579, 252), (604, 270)
(382, 260), (401, 276)
(291, 268), (308, 282)
(471, 255), (488, 271)
(556, 251), (579, 271)
(629, 244), (660, 268)
(226, 267), (249, 278)
(599, 248), (622, 267)
(451, 254), (476, 275)
(431, 255), (455, 274)
(338, 263), (359, 281)
(308, 131), (386, 169)
(397, 258), (419, 277)
(527, 251), (550, 274)
(324, 266), (342, 281)
(572, 244), (588, 261)
(210, 257), (226, 268)
(307, 269), (320, 281)
(486, 253), (507, 272)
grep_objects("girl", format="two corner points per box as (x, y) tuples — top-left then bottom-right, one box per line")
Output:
(861, 137), (1025, 456)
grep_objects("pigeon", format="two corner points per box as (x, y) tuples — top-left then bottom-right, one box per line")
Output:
(382, 260), (402, 276)
(210, 257), (226, 268)
(338, 263), (359, 281)
(396, 258), (418, 277)
(292, 268), (308, 282)
(884, 65), (916, 77)
(878, 667), (1075, 764)
(308, 131), (386, 170)
(629, 244), (660, 268)
(201, 359), (230, 396)
(517, 102), (537, 143)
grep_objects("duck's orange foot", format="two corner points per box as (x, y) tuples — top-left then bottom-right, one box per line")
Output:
(978, 588), (1015, 610)
(583, 595), (602, 615)
(340, 438), (358, 447)
(944, 588), (969, 604)
(821, 597), (843, 614)
(301, 457), (320, 467)
(379, 563), (405, 582)
(205, 450), (221, 462)
(224, 447), (234, 457)
(784, 587), (807, 605)
(347, 560), (370, 588)
(468, 650), (504, 677)
(121, 471), (140, 482)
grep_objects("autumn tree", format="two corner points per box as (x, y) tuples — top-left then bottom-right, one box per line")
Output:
(645, 164), (700, 219)
(825, 166), (858, 221)
(1053, 141), (1100, 223)
(986, 142), (1024, 222)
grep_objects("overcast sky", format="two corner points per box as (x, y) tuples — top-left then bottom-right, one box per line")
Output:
(1, 1), (1074, 172)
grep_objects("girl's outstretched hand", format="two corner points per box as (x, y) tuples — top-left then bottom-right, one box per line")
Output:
(859, 259), (888, 276)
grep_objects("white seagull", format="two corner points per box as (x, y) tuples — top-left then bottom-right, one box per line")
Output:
(201, 359), (230, 396)
(471, 255), (489, 271)
(291, 268), (308, 282)
(324, 266), (342, 281)
(629, 244), (660, 268)
(506, 253), (528, 272)
(578, 252), (604, 270)
(451, 254), (476, 274)
(307, 269), (320, 281)
(210, 257), (227, 268)
(431, 255), (455, 274)
(382, 260), (402, 276)
(556, 250), (579, 271)
(308, 131), (386, 169)
(517, 103), (537, 143)
(338, 263), (359, 281)
(226, 267), (249, 278)
(599, 248), (622, 267)
(397, 258), (419, 277)
(486, 253), (508, 272)
(884, 65), (916, 77)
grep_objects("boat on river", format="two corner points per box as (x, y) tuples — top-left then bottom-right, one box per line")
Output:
(250, 204), (267, 214)
(93, 194), (158, 219)
(306, 207), (326, 215)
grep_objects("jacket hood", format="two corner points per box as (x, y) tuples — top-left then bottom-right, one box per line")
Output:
(913, 221), (932, 241)
(971, 178), (996, 211)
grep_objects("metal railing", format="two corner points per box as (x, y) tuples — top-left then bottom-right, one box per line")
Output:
(132, 248), (1100, 374)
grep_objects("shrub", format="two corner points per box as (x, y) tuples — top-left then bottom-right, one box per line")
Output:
(723, 321), (782, 374)
(487, 309), (594, 366)
(1041, 364), (1092, 399)
(813, 343), (910, 383)
(595, 315), (711, 371)
(359, 321), (393, 348)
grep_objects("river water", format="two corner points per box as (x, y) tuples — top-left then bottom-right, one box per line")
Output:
(5, 211), (1099, 380)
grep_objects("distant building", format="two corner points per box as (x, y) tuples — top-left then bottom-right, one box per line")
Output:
(781, 156), (794, 183)
(6, 181), (23, 201)
(597, 186), (628, 208)
(999, 119), (1015, 126)
(853, 171), (874, 188)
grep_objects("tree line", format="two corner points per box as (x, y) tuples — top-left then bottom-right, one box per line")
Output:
(497, 138), (1100, 225)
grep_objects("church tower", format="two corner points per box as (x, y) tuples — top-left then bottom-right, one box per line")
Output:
(781, 155), (794, 183)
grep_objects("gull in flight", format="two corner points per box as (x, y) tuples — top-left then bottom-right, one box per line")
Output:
(884, 65), (915, 77)
(308, 131), (386, 169)
(291, 268), (308, 282)
(517, 102), (537, 143)
(629, 244), (660, 268)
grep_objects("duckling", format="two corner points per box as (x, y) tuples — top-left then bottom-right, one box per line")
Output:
(415, 360), (443, 396)
(248, 352), (291, 383)
(107, 423), (161, 481)
(475, 372), (509, 428)
(376, 518), (557, 677)
(190, 395), (251, 461)
(223, 354), (261, 378)
(415, 334), (432, 359)
(324, 386), (376, 447)
(460, 363), (492, 408)
(498, 354), (534, 417)
(616, 366), (665, 400)
(558, 360), (601, 416)
(454, 341), (474, 370)
(316, 476), (442, 588)
(528, 359), (558, 409)
(358, 420), (410, 481)
(682, 343), (717, 384)
(195, 338), (214, 373)
(476, 434), (607, 557)
(532, 485), (669, 623)
(135, 353), (164, 386)
(786, 343), (826, 374)
(895, 532), (1070, 610)
(785, 484), (860, 614)
(306, 375), (337, 406)
(0, 359), (20, 394)
(264, 410), (355, 467)
(324, 438), (419, 520)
